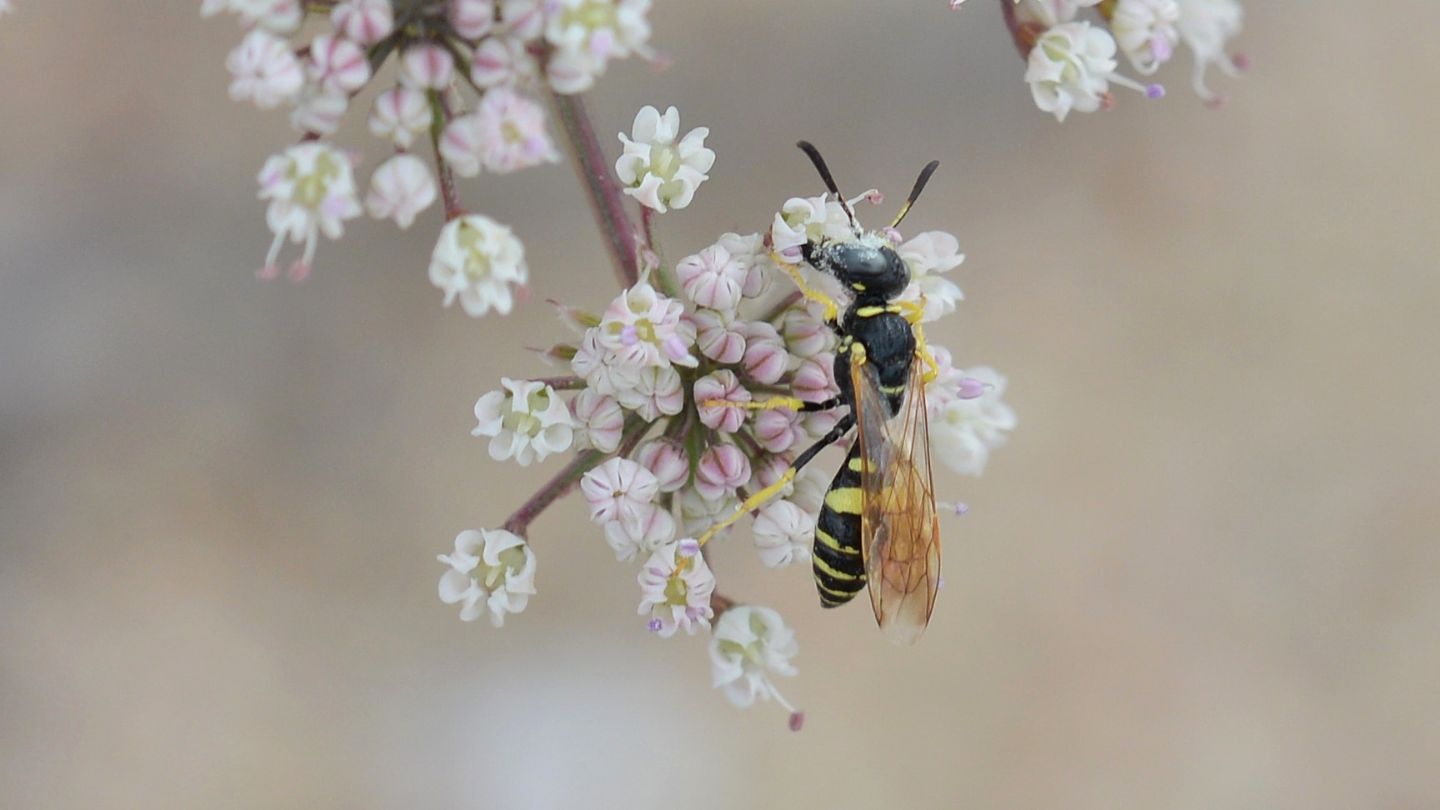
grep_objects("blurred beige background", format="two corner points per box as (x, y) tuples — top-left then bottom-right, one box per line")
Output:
(3, 2), (1438, 808)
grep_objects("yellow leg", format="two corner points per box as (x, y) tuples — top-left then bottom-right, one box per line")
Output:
(767, 249), (839, 324)
(895, 296), (940, 384)
(701, 396), (805, 412)
(696, 468), (796, 547)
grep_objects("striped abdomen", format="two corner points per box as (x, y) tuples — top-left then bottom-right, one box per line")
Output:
(814, 443), (867, 607)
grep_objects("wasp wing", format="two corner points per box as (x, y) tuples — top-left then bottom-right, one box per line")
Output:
(853, 356), (941, 645)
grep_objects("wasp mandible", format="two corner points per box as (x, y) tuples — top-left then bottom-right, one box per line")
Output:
(697, 142), (944, 644)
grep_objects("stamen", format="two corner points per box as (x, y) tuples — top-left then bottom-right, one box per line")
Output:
(620, 324), (639, 346)
(957, 376), (988, 399)
(1145, 84), (1166, 100)
(677, 539), (700, 558)
(258, 229), (286, 281)
(1150, 36), (1173, 63)
(788, 711), (805, 732)
(646, 617), (663, 632)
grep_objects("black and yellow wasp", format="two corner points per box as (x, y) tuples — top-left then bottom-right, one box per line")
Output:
(698, 142), (944, 644)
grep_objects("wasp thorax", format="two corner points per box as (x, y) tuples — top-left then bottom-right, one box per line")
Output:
(808, 237), (910, 299)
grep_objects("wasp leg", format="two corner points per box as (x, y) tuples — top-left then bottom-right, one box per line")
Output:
(695, 413), (855, 547)
(700, 396), (842, 413)
(768, 248), (840, 326)
(895, 297), (941, 384)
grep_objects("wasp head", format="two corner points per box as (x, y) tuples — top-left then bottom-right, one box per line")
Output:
(804, 235), (910, 300)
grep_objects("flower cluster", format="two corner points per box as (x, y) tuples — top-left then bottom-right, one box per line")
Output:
(984, 0), (1246, 120)
(438, 106), (1015, 723)
(204, 0), (656, 299)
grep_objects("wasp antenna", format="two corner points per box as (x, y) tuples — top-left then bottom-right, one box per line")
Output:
(796, 140), (860, 235)
(890, 159), (941, 230)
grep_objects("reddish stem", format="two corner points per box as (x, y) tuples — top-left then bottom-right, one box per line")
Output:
(549, 91), (641, 288)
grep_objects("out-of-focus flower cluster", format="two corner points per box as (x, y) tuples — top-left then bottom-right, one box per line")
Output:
(439, 106), (1015, 722)
(205, 0), (656, 300)
(974, 0), (1246, 121)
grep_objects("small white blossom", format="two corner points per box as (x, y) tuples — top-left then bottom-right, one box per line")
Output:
(930, 365), (1016, 476)
(1015, 0), (1102, 28)
(615, 365), (685, 421)
(256, 142), (361, 279)
(448, 0), (496, 40)
(368, 86), (432, 150)
(437, 528), (537, 626)
(580, 457), (659, 531)
(471, 88), (561, 173)
(769, 195), (854, 263)
(1110, 0), (1180, 75)
(470, 35), (533, 87)
(638, 541), (716, 637)
(365, 154), (437, 229)
(472, 377), (576, 466)
(331, 0), (394, 45)
(399, 43), (455, 90)
(602, 503), (675, 561)
(1026, 21), (1120, 121)
(226, 29), (304, 109)
(290, 85), (348, 135)
(571, 328), (641, 397)
(679, 488), (735, 538)
(752, 500), (814, 568)
(676, 244), (746, 312)
(428, 215), (529, 317)
(1175, 0), (1244, 102)
(221, 0), (302, 34)
(570, 389), (625, 453)
(897, 231), (965, 323)
(307, 33), (371, 94)
(615, 105), (715, 213)
(597, 283), (697, 368)
(710, 606), (800, 711)
(544, 0), (653, 94)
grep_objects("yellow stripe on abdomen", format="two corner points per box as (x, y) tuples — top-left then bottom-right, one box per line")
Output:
(824, 487), (863, 515)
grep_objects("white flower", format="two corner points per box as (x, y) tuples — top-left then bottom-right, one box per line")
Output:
(615, 105), (715, 213)
(223, 0), (302, 34)
(306, 33), (371, 94)
(676, 244), (746, 312)
(331, 0), (394, 45)
(580, 457), (659, 530)
(614, 365), (685, 421)
(769, 195), (854, 262)
(470, 35), (532, 87)
(1015, 0), (1101, 28)
(570, 389), (625, 453)
(602, 503), (675, 561)
(472, 88), (561, 173)
(930, 366), (1016, 476)
(365, 154), (437, 229)
(752, 500), (814, 568)
(571, 328), (640, 397)
(472, 377), (575, 466)
(368, 86), (432, 149)
(1175, 0), (1244, 102)
(256, 142), (361, 279)
(428, 214), (529, 317)
(437, 528), (536, 626)
(544, 0), (653, 94)
(439, 113), (486, 178)
(448, 0), (496, 40)
(399, 43), (455, 90)
(225, 30), (304, 109)
(897, 230), (965, 322)
(1026, 21), (1120, 121)
(679, 488), (736, 537)
(289, 84), (348, 135)
(638, 541), (715, 637)
(710, 606), (800, 712)
(597, 283), (697, 368)
(1110, 0), (1180, 75)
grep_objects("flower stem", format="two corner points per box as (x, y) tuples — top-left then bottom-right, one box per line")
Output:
(427, 90), (464, 220)
(549, 90), (641, 289)
(501, 418), (651, 535)
(1000, 0), (1041, 57)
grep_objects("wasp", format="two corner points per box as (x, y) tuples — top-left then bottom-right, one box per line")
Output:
(697, 142), (943, 644)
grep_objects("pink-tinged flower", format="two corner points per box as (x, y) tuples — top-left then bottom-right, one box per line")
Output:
(770, 195), (852, 262)
(437, 528), (536, 626)
(472, 378), (576, 466)
(1026, 21), (1162, 121)
(438, 113), (486, 178)
(752, 500), (814, 568)
(224, 0), (303, 34)
(571, 328), (640, 397)
(580, 457), (659, 529)
(897, 231), (965, 323)
(752, 407), (803, 455)
(428, 214), (529, 317)
(638, 541), (716, 637)
(289, 85), (348, 135)
(791, 355), (839, 404)
(717, 232), (773, 300)
(400, 43), (455, 90)
(634, 437), (689, 493)
(695, 370), (749, 433)
(749, 452), (794, 492)
(741, 322), (789, 385)
(544, 0), (653, 94)
(788, 466), (829, 514)
(780, 308), (832, 359)
(307, 34), (371, 94)
(470, 35), (531, 87)
(501, 0), (545, 41)
(679, 488), (736, 538)
(693, 308), (747, 365)
(570, 388), (625, 453)
(226, 29), (304, 109)
(448, 0), (495, 40)
(603, 502), (676, 562)
(695, 444), (751, 501)
(1111, 0), (1180, 75)
(676, 244), (746, 311)
(921, 344), (965, 410)
(710, 605), (800, 711)
(598, 283), (697, 368)
(365, 154), (437, 229)
(615, 365), (685, 421)
(615, 105), (714, 213)
(1015, 0), (1103, 27)
(1176, 0), (1244, 103)
(331, 0), (394, 45)
(256, 142), (361, 281)
(472, 88), (560, 173)
(930, 365), (1017, 476)
(368, 86), (432, 149)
